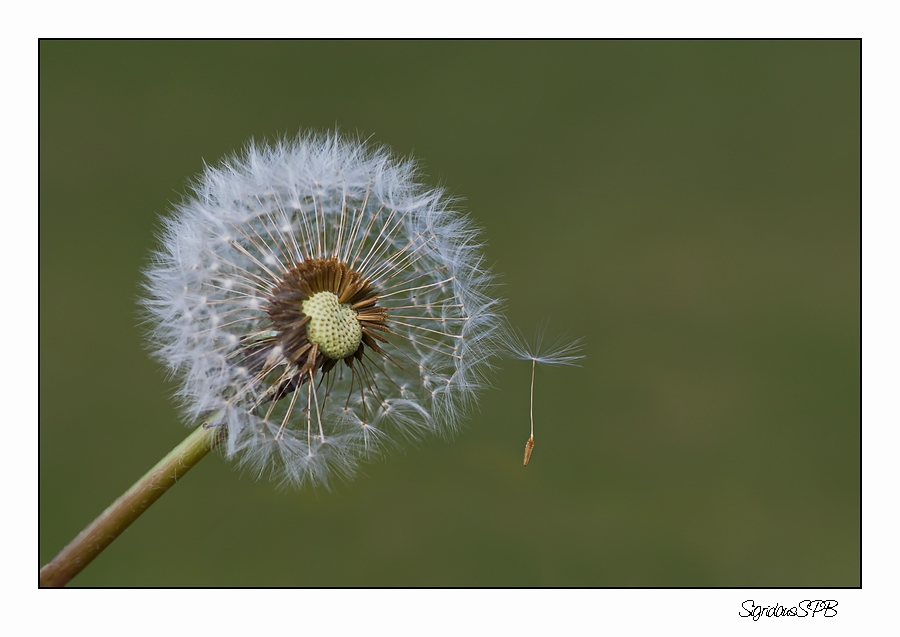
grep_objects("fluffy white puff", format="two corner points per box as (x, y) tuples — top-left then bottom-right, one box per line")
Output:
(503, 325), (585, 367)
(143, 132), (502, 488)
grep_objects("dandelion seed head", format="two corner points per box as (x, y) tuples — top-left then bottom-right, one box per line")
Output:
(143, 131), (502, 488)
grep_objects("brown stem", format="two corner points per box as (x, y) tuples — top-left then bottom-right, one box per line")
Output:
(40, 424), (220, 587)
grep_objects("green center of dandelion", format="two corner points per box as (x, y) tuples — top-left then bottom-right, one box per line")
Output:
(302, 291), (363, 360)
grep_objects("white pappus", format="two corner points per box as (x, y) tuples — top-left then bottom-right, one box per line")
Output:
(142, 132), (503, 488)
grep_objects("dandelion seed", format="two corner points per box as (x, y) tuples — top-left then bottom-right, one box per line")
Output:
(504, 326), (584, 467)
(143, 132), (502, 487)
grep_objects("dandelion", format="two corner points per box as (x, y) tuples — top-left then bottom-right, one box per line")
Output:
(144, 131), (502, 487)
(39, 131), (502, 586)
(504, 326), (584, 466)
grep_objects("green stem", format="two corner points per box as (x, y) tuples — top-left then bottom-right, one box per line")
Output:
(39, 424), (220, 587)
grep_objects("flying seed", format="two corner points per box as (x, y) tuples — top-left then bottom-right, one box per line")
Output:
(509, 328), (584, 467)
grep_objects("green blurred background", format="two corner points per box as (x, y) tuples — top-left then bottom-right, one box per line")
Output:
(39, 41), (859, 586)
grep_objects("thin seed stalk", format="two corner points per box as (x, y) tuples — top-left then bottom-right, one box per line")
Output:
(40, 424), (220, 587)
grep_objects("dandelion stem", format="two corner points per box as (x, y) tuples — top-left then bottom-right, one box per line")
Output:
(39, 424), (220, 587)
